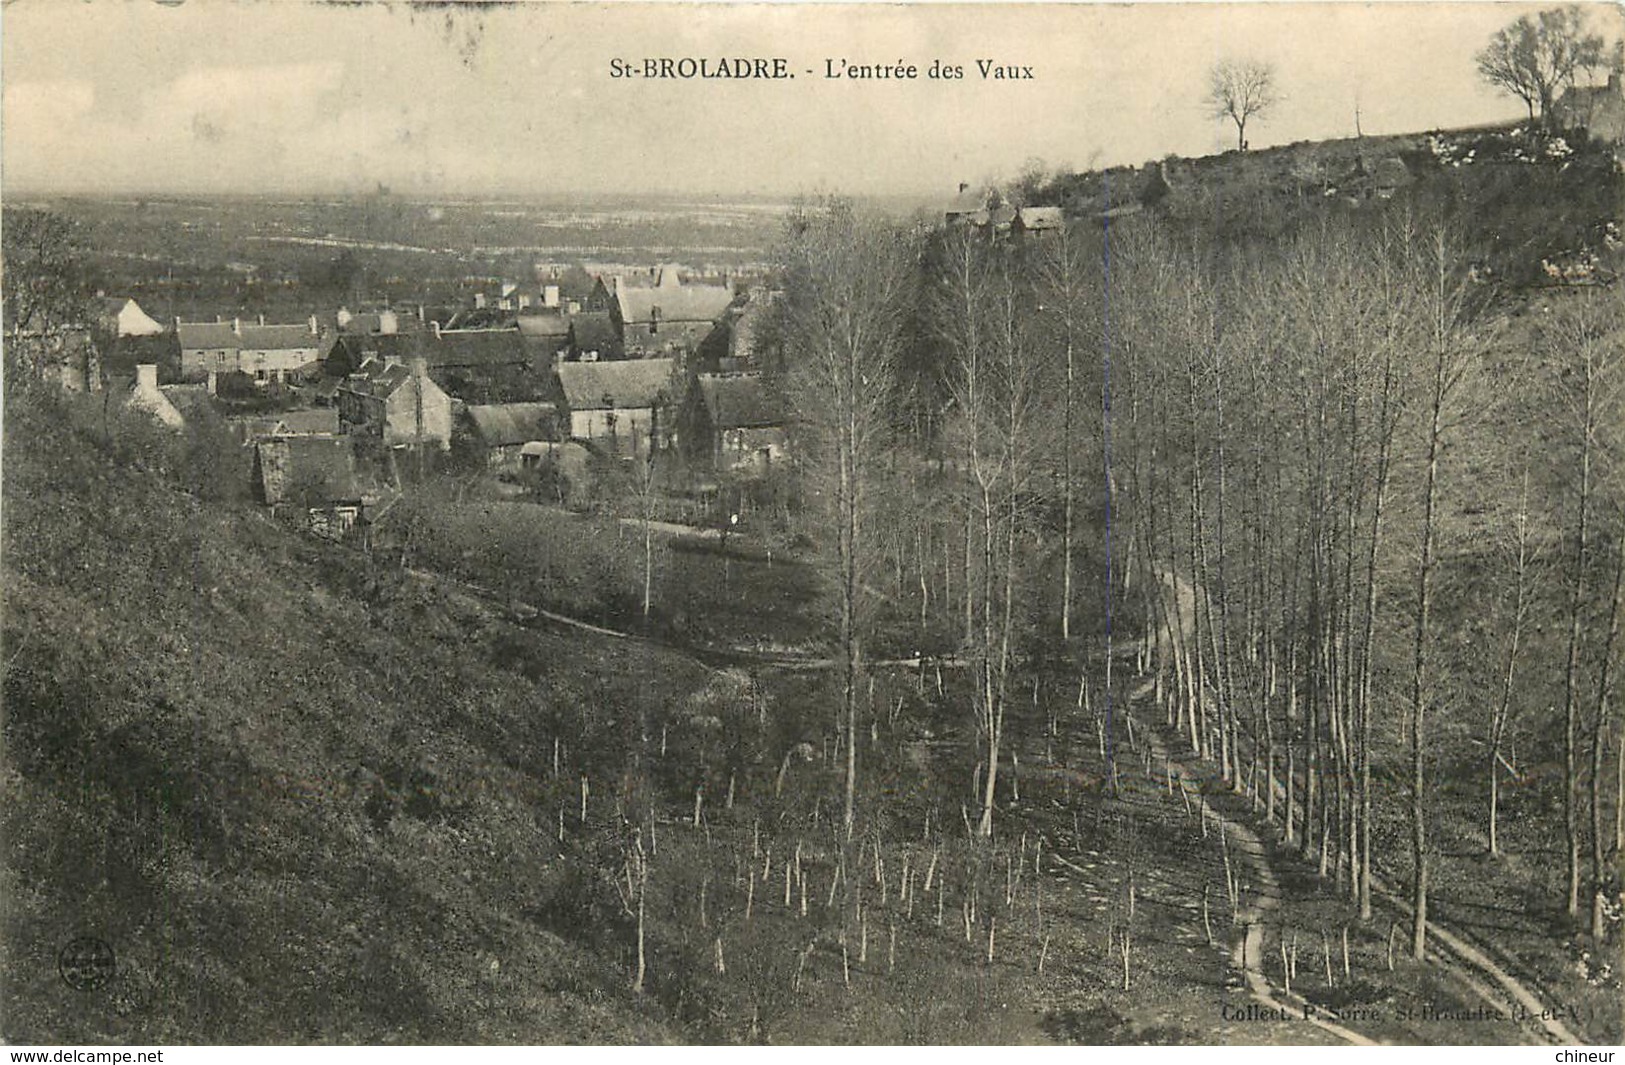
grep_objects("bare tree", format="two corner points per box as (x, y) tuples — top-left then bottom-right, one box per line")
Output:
(1404, 224), (1478, 961)
(1475, 5), (1614, 124)
(1207, 59), (1280, 151)
(777, 197), (914, 835)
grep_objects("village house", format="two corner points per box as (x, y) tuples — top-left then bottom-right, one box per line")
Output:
(945, 183), (994, 225)
(97, 296), (165, 337)
(1013, 206), (1064, 238)
(177, 316), (325, 385)
(253, 435), (393, 541)
(124, 364), (185, 429)
(336, 306), (403, 335)
(555, 358), (678, 457)
(463, 402), (559, 467)
(1554, 72), (1625, 144)
(681, 371), (789, 476)
(417, 324), (539, 402)
(325, 326), (542, 404)
(612, 266), (735, 359)
(719, 290), (778, 371)
(336, 356), (453, 450)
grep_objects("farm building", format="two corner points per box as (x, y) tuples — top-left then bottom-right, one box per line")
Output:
(336, 357), (452, 450)
(555, 358), (678, 457)
(682, 372), (788, 476)
(464, 402), (560, 467)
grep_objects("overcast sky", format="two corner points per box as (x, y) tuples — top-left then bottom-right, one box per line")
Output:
(3, 1), (1620, 199)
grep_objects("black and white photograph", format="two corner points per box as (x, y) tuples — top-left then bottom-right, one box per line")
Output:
(3, 0), (1624, 1047)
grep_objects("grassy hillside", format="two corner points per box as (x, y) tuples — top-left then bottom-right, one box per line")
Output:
(1038, 123), (1622, 285)
(0, 382), (718, 1043)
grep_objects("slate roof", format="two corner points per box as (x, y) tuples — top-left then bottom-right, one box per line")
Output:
(1017, 206), (1064, 230)
(697, 373), (786, 429)
(176, 321), (319, 350)
(946, 185), (991, 216)
(177, 322), (240, 350)
(240, 323), (320, 349)
(465, 402), (558, 447)
(617, 282), (734, 326)
(557, 358), (677, 411)
(422, 328), (528, 368)
(341, 359), (415, 399)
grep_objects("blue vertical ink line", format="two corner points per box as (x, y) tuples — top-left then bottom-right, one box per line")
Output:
(1102, 174), (1115, 786)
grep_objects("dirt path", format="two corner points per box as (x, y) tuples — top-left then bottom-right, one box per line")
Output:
(1127, 686), (1376, 1045)
(1142, 565), (1594, 1045)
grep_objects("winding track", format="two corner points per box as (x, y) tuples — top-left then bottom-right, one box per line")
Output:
(407, 548), (1587, 1044)
(1126, 673), (1581, 1046)
(1127, 693), (1377, 1045)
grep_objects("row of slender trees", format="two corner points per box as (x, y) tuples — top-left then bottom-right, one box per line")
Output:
(771, 197), (1624, 955)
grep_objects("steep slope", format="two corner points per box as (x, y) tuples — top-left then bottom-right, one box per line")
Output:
(0, 385), (711, 1043)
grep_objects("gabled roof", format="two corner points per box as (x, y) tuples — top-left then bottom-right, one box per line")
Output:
(1017, 206), (1064, 230)
(177, 322), (240, 350)
(557, 358), (677, 411)
(465, 402), (558, 447)
(239, 323), (320, 349)
(947, 185), (992, 215)
(422, 328), (528, 368)
(176, 321), (319, 350)
(340, 359), (415, 399)
(617, 282), (734, 326)
(697, 373), (786, 429)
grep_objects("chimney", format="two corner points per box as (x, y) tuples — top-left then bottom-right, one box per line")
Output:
(174, 315), (182, 331)
(544, 285), (560, 308)
(309, 314), (319, 336)
(474, 292), (487, 310)
(337, 306), (353, 329)
(430, 320), (441, 338)
(258, 313), (266, 326)
(136, 364), (158, 391)
(232, 317), (241, 335)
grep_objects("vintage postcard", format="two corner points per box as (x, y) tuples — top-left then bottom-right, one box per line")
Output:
(3, 0), (1623, 1049)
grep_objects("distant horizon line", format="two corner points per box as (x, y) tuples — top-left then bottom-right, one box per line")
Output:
(3, 115), (1532, 208)
(1, 186), (951, 207)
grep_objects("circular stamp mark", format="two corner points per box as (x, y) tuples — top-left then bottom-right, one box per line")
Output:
(57, 936), (115, 991)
